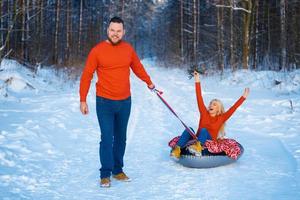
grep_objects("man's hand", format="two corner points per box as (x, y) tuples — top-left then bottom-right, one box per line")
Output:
(243, 88), (250, 98)
(148, 84), (155, 91)
(80, 102), (89, 115)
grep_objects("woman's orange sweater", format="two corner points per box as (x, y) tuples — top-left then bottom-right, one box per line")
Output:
(195, 82), (245, 140)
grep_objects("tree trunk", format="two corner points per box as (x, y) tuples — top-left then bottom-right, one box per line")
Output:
(25, 0), (30, 61)
(54, 0), (60, 64)
(37, 0), (43, 60)
(13, 0), (16, 54)
(267, 1), (271, 69)
(78, 0), (83, 56)
(121, 0), (125, 18)
(280, 0), (286, 70)
(253, 0), (259, 70)
(230, 0), (236, 71)
(217, 0), (224, 72)
(293, 0), (299, 69)
(242, 0), (252, 69)
(21, 0), (25, 61)
(180, 0), (184, 62)
(7, 0), (11, 55)
(0, 0), (2, 59)
(65, 0), (71, 64)
(192, 0), (197, 65)
(197, 0), (200, 58)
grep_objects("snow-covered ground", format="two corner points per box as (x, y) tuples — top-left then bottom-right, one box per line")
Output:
(0, 59), (300, 200)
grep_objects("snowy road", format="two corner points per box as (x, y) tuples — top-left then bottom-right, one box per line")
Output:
(1, 60), (300, 199)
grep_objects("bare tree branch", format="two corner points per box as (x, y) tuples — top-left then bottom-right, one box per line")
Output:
(215, 5), (251, 13)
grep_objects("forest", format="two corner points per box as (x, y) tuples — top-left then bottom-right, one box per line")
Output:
(0, 0), (299, 72)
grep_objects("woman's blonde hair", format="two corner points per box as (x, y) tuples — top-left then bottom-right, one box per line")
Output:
(210, 99), (226, 139)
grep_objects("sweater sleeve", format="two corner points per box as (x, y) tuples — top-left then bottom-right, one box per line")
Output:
(79, 48), (98, 102)
(195, 82), (207, 114)
(222, 96), (246, 121)
(130, 49), (153, 86)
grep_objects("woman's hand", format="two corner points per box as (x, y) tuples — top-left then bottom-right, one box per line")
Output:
(194, 71), (200, 83)
(242, 88), (250, 98)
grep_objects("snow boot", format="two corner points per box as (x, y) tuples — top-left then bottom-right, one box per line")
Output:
(113, 172), (131, 182)
(100, 178), (111, 188)
(187, 141), (202, 156)
(170, 145), (181, 159)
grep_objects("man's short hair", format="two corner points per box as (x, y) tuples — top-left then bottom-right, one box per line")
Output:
(109, 16), (124, 27)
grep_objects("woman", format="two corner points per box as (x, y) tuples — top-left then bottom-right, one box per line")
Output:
(171, 71), (250, 158)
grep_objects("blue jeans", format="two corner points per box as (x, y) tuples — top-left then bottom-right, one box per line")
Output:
(177, 128), (212, 148)
(96, 96), (131, 179)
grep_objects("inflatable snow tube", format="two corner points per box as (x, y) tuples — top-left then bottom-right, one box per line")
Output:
(175, 143), (244, 168)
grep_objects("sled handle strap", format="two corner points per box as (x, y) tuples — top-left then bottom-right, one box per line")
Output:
(153, 89), (197, 140)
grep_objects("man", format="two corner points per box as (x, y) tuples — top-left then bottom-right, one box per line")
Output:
(79, 16), (155, 188)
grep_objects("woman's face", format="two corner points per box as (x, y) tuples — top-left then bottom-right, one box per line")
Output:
(208, 100), (219, 117)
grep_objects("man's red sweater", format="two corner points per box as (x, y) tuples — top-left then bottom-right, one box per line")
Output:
(80, 41), (153, 102)
(195, 82), (245, 140)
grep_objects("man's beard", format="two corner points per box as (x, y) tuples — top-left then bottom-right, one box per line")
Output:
(107, 36), (122, 45)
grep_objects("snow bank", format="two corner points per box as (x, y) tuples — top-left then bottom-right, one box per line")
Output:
(0, 59), (76, 99)
(220, 69), (300, 94)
